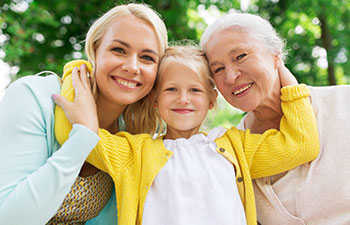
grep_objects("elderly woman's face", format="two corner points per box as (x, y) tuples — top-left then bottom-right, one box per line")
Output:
(205, 28), (279, 112)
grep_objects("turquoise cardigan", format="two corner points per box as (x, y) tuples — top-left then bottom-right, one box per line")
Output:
(0, 75), (117, 224)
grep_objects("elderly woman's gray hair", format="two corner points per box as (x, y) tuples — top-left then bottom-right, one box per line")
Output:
(200, 12), (287, 59)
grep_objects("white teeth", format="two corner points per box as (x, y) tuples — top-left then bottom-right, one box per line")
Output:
(233, 83), (252, 95)
(116, 78), (137, 88)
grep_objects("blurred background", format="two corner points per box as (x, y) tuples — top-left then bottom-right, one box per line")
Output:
(0, 0), (349, 128)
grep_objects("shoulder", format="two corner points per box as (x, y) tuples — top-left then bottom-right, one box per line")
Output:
(13, 74), (60, 90)
(7, 75), (61, 97)
(308, 85), (350, 96)
(2, 75), (61, 118)
(308, 85), (350, 106)
(8, 75), (60, 101)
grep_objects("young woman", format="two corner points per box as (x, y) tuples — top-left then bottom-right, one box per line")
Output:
(201, 12), (350, 225)
(54, 44), (319, 225)
(0, 3), (167, 224)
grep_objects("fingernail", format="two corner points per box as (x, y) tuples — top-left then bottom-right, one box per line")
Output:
(81, 63), (86, 69)
(51, 94), (58, 100)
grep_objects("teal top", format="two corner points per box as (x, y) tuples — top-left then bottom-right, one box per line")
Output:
(0, 75), (117, 225)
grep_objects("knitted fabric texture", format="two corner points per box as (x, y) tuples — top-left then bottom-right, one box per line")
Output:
(55, 60), (93, 145)
(54, 60), (319, 225)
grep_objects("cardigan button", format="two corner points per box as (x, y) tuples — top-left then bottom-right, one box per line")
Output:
(237, 177), (243, 182)
(219, 148), (225, 152)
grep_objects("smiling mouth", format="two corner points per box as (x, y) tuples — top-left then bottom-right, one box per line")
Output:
(233, 82), (254, 95)
(172, 108), (194, 114)
(112, 77), (141, 88)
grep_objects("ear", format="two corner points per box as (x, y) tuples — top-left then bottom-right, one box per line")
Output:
(209, 89), (218, 110)
(153, 99), (158, 108)
(274, 53), (282, 70)
(149, 91), (158, 108)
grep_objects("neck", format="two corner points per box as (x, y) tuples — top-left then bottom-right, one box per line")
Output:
(245, 87), (283, 134)
(96, 96), (127, 134)
(164, 127), (201, 140)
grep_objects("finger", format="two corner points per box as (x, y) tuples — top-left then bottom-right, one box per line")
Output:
(72, 67), (83, 96)
(52, 94), (72, 110)
(79, 63), (90, 89)
(278, 63), (298, 86)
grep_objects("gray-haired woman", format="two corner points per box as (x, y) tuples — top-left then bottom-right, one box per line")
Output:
(201, 12), (350, 225)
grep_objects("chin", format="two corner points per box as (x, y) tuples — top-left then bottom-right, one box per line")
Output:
(233, 102), (258, 113)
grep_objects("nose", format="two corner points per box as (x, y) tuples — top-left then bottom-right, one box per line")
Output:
(122, 55), (140, 75)
(225, 66), (241, 84)
(177, 91), (190, 104)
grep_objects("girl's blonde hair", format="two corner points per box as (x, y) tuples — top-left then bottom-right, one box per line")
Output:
(146, 43), (218, 136)
(84, 3), (168, 134)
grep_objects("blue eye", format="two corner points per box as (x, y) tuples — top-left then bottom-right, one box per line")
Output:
(165, 87), (176, 92)
(214, 67), (224, 74)
(237, 53), (247, 60)
(112, 47), (125, 54)
(190, 88), (202, 93)
(141, 55), (155, 62)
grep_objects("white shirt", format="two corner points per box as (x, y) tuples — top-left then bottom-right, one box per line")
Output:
(142, 127), (247, 225)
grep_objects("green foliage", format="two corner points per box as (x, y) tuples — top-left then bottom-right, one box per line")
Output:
(1, 0), (349, 129)
(2, 0), (349, 85)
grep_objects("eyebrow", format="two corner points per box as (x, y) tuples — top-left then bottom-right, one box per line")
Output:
(111, 39), (158, 56)
(209, 47), (245, 67)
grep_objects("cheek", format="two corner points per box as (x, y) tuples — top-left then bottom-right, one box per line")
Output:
(143, 65), (158, 86)
(219, 83), (231, 97)
(214, 77), (226, 92)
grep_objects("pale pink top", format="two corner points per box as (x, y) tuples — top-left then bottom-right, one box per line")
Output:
(237, 85), (350, 225)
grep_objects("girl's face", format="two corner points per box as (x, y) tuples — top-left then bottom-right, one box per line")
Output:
(155, 62), (215, 140)
(205, 28), (280, 112)
(94, 15), (160, 110)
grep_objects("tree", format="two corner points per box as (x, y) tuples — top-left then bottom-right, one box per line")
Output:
(252, 0), (350, 85)
(0, 0), (200, 80)
(2, 0), (349, 85)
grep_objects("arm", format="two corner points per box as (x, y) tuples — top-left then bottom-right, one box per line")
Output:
(53, 61), (146, 182)
(228, 84), (319, 178)
(0, 76), (100, 225)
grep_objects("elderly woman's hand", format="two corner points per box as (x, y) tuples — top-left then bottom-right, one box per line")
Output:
(52, 64), (99, 134)
(278, 61), (298, 87)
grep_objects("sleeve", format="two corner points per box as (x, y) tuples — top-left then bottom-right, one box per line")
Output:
(229, 84), (320, 179)
(85, 130), (148, 181)
(0, 78), (100, 225)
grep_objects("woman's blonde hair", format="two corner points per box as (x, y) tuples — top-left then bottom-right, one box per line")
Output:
(146, 43), (218, 136)
(84, 3), (168, 134)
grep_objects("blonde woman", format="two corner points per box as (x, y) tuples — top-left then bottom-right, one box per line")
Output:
(0, 3), (167, 225)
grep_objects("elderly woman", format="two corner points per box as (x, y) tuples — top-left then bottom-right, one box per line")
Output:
(201, 12), (350, 225)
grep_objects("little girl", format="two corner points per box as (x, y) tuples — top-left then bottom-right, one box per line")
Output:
(54, 45), (319, 225)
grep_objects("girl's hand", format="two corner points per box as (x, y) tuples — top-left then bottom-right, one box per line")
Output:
(278, 61), (298, 87)
(52, 64), (99, 134)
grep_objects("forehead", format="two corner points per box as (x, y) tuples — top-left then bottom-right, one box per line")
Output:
(205, 28), (261, 61)
(160, 62), (202, 84)
(101, 15), (159, 51)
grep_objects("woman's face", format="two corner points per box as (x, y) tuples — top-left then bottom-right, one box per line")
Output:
(94, 15), (160, 108)
(205, 28), (279, 112)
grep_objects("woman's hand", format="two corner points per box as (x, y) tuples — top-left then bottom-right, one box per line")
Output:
(278, 61), (298, 87)
(52, 64), (99, 134)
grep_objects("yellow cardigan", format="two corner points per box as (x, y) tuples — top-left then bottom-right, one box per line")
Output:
(55, 60), (320, 225)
